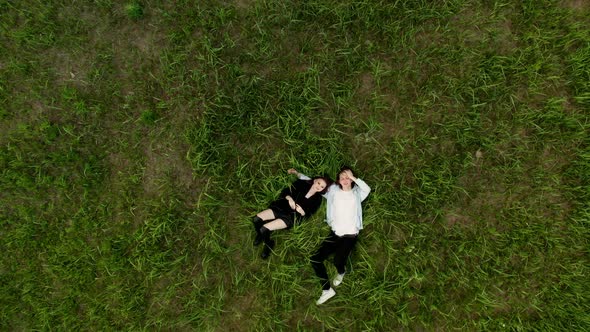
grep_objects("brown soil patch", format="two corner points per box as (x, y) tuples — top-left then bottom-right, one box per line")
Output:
(0, 100), (50, 146)
(454, 137), (574, 231)
(108, 152), (131, 175)
(346, 88), (408, 164)
(142, 141), (195, 197)
(413, 26), (446, 49)
(540, 145), (567, 172)
(449, 4), (517, 55)
(46, 50), (92, 88)
(496, 18), (517, 51)
(146, 276), (188, 317)
(384, 222), (406, 242)
(561, 0), (590, 10)
(234, 0), (255, 10)
(358, 72), (375, 96)
(84, 6), (167, 93)
(241, 61), (276, 79)
(454, 173), (508, 228)
(220, 291), (260, 331)
(445, 211), (473, 227)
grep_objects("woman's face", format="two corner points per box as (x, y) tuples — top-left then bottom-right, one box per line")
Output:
(313, 178), (327, 192)
(338, 172), (352, 188)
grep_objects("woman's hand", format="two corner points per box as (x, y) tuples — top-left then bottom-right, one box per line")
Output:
(295, 204), (306, 216)
(287, 168), (299, 175)
(286, 195), (296, 210)
(343, 169), (356, 182)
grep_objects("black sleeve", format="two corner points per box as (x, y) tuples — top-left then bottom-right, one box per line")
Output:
(278, 185), (292, 199)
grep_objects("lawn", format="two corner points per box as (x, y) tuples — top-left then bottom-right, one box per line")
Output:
(1, 0), (589, 330)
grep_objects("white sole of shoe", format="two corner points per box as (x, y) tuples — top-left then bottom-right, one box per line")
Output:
(316, 289), (336, 305)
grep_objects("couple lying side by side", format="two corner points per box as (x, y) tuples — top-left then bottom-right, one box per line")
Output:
(251, 167), (371, 305)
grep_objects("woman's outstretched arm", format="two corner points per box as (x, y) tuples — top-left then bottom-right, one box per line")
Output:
(288, 168), (311, 180)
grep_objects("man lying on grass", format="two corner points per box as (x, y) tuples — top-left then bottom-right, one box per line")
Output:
(293, 166), (371, 305)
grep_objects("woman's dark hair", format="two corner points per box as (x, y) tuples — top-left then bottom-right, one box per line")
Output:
(309, 176), (332, 194)
(336, 166), (356, 189)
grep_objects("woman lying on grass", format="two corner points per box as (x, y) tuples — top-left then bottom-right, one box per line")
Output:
(293, 166), (371, 305)
(251, 169), (332, 259)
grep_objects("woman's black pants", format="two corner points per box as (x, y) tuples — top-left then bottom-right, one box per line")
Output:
(310, 231), (358, 290)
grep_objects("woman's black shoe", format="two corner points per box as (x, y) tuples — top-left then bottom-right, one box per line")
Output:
(253, 234), (263, 246)
(252, 216), (265, 246)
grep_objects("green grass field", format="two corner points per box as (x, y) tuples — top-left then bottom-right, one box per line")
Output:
(1, 0), (589, 330)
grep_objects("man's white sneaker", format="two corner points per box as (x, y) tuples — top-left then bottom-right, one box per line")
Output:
(333, 273), (345, 287)
(316, 288), (336, 305)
